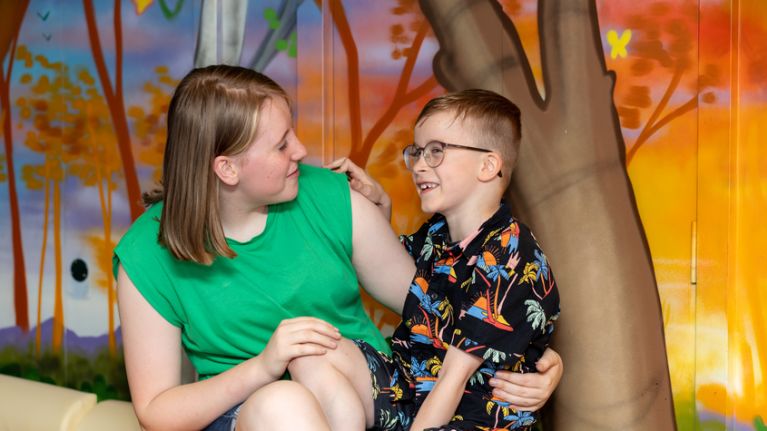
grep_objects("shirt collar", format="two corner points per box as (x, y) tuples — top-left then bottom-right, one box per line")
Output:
(428, 203), (514, 258)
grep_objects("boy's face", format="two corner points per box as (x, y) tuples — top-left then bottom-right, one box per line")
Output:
(411, 111), (486, 215)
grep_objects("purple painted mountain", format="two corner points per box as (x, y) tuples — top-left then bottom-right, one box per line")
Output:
(0, 319), (122, 357)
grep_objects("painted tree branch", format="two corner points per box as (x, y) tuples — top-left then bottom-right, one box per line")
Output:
(419, 0), (542, 119)
(350, 21), (434, 166)
(539, 0), (614, 117)
(312, 1), (440, 168)
(251, 0), (303, 71)
(420, 0), (676, 428)
(627, 94), (697, 164)
(354, 76), (439, 167)
(626, 64), (686, 164)
(83, 0), (143, 220)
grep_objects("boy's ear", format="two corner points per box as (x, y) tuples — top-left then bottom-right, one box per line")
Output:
(213, 155), (239, 186)
(478, 152), (503, 182)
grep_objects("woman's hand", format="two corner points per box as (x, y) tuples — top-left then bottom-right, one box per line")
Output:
(325, 157), (392, 219)
(259, 317), (342, 380)
(488, 347), (563, 411)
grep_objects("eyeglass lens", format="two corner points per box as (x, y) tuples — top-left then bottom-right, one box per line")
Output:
(403, 142), (444, 170)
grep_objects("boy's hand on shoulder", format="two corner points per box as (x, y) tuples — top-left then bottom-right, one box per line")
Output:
(326, 157), (392, 219)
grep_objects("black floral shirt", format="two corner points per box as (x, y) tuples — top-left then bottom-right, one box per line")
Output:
(390, 204), (560, 430)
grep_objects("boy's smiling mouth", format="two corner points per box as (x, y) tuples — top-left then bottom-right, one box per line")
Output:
(417, 182), (439, 192)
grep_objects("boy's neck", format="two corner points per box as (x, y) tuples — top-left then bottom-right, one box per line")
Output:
(443, 197), (502, 243)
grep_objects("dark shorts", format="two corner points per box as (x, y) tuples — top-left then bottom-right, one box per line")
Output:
(353, 339), (416, 431)
(203, 403), (242, 431)
(353, 340), (534, 431)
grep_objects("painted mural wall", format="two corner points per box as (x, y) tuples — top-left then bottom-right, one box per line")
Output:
(0, 0), (764, 429)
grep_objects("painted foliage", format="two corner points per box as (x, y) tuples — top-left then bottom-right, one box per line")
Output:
(0, 0), (764, 429)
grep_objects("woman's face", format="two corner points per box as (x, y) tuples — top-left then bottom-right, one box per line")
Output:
(233, 97), (307, 207)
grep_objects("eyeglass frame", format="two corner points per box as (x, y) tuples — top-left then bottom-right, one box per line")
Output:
(402, 140), (503, 177)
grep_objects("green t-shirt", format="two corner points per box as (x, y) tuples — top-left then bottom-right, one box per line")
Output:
(113, 164), (389, 379)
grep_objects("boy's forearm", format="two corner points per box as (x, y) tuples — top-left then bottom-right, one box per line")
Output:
(410, 374), (467, 431)
(410, 347), (482, 431)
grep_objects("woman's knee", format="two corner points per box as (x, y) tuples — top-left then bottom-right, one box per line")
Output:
(287, 354), (322, 377)
(289, 338), (360, 375)
(236, 381), (327, 430)
(287, 347), (346, 380)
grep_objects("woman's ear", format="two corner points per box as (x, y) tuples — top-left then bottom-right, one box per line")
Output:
(478, 152), (503, 182)
(213, 155), (239, 186)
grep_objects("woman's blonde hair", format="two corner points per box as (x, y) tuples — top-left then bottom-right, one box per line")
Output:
(143, 65), (289, 265)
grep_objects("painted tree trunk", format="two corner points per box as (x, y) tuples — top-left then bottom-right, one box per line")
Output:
(1, 71), (28, 331)
(97, 173), (116, 356)
(0, 0), (30, 332)
(52, 179), (64, 353)
(419, 1), (676, 429)
(35, 170), (51, 355)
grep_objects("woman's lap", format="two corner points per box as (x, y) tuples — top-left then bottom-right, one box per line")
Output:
(203, 403), (242, 431)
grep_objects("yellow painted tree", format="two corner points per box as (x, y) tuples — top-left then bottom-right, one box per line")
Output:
(19, 156), (53, 356)
(15, 46), (79, 353)
(67, 68), (124, 357)
(127, 66), (177, 183)
(17, 47), (130, 355)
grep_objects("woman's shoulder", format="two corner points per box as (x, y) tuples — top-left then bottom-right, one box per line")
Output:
(116, 203), (164, 250)
(296, 163), (349, 203)
(298, 163), (346, 188)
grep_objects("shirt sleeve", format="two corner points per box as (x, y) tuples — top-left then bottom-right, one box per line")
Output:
(400, 227), (426, 259)
(401, 216), (442, 260)
(450, 222), (560, 368)
(112, 208), (185, 328)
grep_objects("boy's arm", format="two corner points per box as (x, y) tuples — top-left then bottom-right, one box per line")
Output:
(410, 346), (483, 431)
(350, 188), (415, 315)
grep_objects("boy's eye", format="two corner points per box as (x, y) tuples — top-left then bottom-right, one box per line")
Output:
(278, 141), (288, 151)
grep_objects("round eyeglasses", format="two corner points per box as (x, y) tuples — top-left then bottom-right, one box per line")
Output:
(402, 141), (502, 177)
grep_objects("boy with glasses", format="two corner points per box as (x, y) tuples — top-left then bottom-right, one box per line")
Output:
(293, 89), (561, 431)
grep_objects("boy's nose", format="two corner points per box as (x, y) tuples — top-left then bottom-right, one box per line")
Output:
(412, 152), (429, 171)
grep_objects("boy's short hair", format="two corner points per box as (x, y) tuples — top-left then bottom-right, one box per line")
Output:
(415, 89), (521, 181)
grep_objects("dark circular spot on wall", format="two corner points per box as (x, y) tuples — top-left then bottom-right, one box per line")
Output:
(71, 258), (88, 282)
